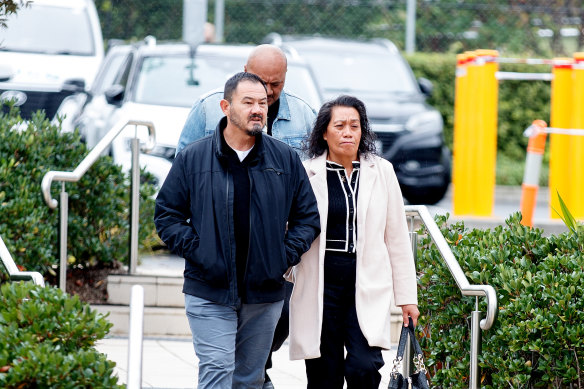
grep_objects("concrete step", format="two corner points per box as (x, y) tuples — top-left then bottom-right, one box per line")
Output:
(100, 254), (404, 339)
(107, 274), (184, 307)
(92, 304), (190, 336)
(94, 297), (405, 340)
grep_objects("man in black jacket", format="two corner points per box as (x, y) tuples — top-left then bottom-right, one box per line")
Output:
(154, 72), (320, 389)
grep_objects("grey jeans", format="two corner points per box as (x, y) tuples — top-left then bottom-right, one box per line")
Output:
(185, 294), (283, 389)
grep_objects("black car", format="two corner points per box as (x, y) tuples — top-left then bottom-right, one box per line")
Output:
(263, 34), (451, 205)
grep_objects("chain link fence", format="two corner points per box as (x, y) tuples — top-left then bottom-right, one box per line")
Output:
(96, 0), (584, 57)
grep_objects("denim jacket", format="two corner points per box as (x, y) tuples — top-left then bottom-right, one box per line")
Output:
(176, 89), (317, 156)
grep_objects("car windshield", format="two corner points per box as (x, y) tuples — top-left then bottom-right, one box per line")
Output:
(299, 50), (418, 96)
(133, 54), (322, 110)
(0, 4), (95, 56)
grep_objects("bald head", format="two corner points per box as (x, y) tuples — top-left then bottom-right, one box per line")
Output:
(244, 44), (287, 106)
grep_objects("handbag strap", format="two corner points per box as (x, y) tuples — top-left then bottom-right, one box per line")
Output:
(391, 317), (427, 375)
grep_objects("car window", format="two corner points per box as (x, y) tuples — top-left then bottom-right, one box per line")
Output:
(298, 50), (418, 95)
(93, 52), (132, 95)
(131, 53), (322, 110)
(116, 53), (134, 90)
(0, 4), (96, 56)
(132, 54), (245, 107)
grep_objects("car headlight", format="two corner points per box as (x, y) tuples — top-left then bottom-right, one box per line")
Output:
(404, 110), (443, 133)
(52, 93), (88, 133)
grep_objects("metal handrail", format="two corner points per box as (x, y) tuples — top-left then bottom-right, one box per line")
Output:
(405, 205), (497, 389)
(0, 235), (45, 286)
(41, 117), (156, 290)
(406, 205), (497, 329)
(41, 118), (156, 209)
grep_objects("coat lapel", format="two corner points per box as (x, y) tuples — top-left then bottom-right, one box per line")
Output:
(357, 155), (378, 229)
(305, 154), (329, 269)
(306, 154), (329, 232)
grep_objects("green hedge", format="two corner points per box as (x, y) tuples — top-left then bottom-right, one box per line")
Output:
(407, 53), (551, 185)
(0, 104), (158, 278)
(0, 282), (123, 388)
(417, 213), (584, 387)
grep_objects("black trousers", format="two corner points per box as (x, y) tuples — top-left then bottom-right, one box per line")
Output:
(305, 252), (384, 389)
(265, 280), (293, 373)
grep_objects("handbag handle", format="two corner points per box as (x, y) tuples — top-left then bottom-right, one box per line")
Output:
(391, 317), (427, 376)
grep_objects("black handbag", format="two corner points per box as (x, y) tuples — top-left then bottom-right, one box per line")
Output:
(388, 317), (429, 389)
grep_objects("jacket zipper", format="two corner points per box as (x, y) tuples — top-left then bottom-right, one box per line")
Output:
(242, 168), (252, 301)
(225, 171), (237, 305)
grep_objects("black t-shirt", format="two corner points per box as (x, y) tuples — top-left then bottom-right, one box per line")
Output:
(222, 138), (258, 301)
(267, 98), (280, 135)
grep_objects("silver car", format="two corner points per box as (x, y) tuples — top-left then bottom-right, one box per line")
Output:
(59, 37), (322, 187)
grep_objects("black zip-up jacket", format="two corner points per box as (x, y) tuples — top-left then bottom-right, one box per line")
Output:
(154, 119), (320, 306)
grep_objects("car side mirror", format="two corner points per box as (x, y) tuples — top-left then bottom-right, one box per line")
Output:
(105, 84), (125, 106)
(63, 78), (86, 93)
(418, 77), (434, 97)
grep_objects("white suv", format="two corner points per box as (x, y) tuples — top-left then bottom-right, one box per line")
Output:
(0, 0), (104, 119)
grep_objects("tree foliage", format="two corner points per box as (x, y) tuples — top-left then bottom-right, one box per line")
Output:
(0, 104), (158, 278)
(417, 213), (584, 387)
(0, 0), (29, 28)
(0, 282), (123, 388)
(93, 1), (583, 56)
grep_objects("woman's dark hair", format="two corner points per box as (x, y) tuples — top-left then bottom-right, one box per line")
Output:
(305, 95), (377, 158)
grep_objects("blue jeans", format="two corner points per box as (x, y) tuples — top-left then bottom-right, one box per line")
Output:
(185, 294), (284, 389)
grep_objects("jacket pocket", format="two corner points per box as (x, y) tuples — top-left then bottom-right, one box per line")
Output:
(184, 229), (229, 289)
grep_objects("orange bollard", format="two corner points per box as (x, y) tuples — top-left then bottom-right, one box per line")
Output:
(520, 120), (548, 227)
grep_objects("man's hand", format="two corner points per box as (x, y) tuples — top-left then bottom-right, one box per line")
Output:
(399, 304), (420, 327)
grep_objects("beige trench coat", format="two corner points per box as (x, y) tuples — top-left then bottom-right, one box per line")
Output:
(288, 153), (418, 360)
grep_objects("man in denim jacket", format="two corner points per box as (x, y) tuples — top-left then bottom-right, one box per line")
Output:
(175, 44), (316, 389)
(175, 44), (316, 156)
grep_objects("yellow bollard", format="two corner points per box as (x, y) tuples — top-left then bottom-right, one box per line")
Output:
(463, 52), (482, 216)
(473, 50), (499, 216)
(520, 120), (548, 227)
(453, 53), (472, 215)
(569, 52), (584, 219)
(548, 58), (573, 219)
(453, 50), (498, 216)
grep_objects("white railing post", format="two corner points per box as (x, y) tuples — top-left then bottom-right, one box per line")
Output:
(127, 284), (144, 389)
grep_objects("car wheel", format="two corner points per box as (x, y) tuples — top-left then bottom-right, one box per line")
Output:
(402, 146), (451, 205)
(401, 183), (450, 205)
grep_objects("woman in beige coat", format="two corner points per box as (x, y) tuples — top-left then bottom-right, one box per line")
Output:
(288, 95), (419, 388)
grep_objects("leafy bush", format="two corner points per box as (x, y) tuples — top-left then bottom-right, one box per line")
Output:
(0, 282), (123, 388)
(407, 53), (551, 185)
(417, 212), (584, 388)
(0, 104), (158, 278)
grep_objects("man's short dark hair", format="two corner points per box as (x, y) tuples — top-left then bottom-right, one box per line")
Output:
(224, 72), (267, 102)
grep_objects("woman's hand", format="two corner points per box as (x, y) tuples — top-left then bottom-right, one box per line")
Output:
(399, 304), (420, 327)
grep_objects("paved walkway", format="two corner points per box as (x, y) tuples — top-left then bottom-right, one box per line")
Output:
(95, 185), (566, 388)
(95, 336), (398, 388)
